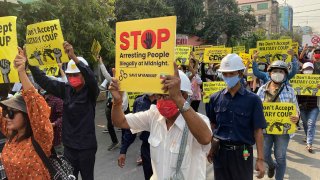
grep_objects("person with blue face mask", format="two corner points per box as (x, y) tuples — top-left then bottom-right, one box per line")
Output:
(206, 54), (267, 180)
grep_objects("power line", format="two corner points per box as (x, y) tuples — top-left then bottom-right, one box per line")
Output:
(294, 9), (320, 14)
(292, 3), (320, 8)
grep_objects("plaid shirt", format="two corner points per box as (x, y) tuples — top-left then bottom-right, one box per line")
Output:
(257, 82), (300, 115)
(45, 94), (63, 146)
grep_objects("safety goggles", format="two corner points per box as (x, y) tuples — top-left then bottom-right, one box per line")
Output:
(2, 108), (20, 120)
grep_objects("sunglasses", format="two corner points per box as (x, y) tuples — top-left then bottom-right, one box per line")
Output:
(2, 108), (20, 120)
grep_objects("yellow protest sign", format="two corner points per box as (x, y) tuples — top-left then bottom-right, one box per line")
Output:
(246, 68), (253, 81)
(292, 42), (299, 55)
(27, 64), (60, 76)
(202, 82), (226, 103)
(127, 92), (143, 112)
(177, 45), (193, 51)
(26, 19), (68, 66)
(91, 39), (102, 61)
(239, 53), (251, 65)
(116, 16), (176, 93)
(289, 74), (320, 96)
(232, 46), (246, 54)
(203, 48), (232, 64)
(175, 47), (191, 65)
(249, 48), (257, 56)
(263, 102), (297, 134)
(257, 39), (292, 63)
(0, 16), (19, 84)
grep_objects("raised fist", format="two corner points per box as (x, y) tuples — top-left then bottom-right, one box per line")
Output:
(29, 50), (44, 65)
(53, 48), (62, 63)
(0, 59), (11, 83)
(282, 123), (291, 134)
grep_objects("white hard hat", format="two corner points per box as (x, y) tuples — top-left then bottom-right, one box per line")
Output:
(218, 54), (246, 72)
(178, 70), (193, 95)
(65, 57), (89, 74)
(302, 62), (314, 70)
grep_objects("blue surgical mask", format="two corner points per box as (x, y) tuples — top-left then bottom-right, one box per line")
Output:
(222, 75), (240, 88)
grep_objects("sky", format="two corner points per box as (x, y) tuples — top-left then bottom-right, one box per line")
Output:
(281, 0), (320, 33)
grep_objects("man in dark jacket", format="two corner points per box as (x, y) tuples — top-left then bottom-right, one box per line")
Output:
(28, 42), (99, 180)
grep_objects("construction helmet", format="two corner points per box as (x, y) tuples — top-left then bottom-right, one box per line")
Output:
(65, 57), (89, 74)
(267, 60), (288, 74)
(178, 70), (192, 95)
(218, 54), (245, 72)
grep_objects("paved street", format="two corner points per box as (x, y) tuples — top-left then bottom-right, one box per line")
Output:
(93, 100), (320, 180)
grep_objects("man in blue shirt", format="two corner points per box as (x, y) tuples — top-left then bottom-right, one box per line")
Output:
(206, 54), (267, 180)
(118, 94), (156, 180)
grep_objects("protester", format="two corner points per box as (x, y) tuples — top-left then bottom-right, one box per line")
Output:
(0, 48), (53, 179)
(299, 44), (316, 63)
(252, 50), (298, 84)
(118, 93), (156, 180)
(206, 54), (266, 180)
(187, 59), (202, 112)
(110, 65), (212, 180)
(28, 42), (99, 179)
(257, 60), (300, 179)
(297, 62), (319, 153)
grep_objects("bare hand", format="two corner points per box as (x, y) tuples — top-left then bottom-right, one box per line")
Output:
(303, 44), (308, 51)
(118, 154), (126, 168)
(287, 49), (294, 56)
(63, 41), (76, 59)
(290, 115), (299, 124)
(255, 160), (265, 179)
(253, 51), (260, 62)
(108, 68), (124, 104)
(58, 63), (63, 69)
(13, 47), (27, 72)
(161, 63), (184, 103)
(207, 147), (214, 164)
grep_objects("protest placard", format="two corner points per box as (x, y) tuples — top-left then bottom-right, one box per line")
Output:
(292, 42), (299, 55)
(239, 53), (251, 65)
(232, 46), (246, 54)
(257, 39), (292, 63)
(26, 19), (68, 66)
(263, 102), (297, 134)
(91, 39), (102, 61)
(127, 92), (143, 112)
(247, 68), (253, 82)
(175, 46), (191, 65)
(289, 74), (320, 96)
(202, 82), (226, 103)
(116, 16), (176, 93)
(0, 16), (19, 84)
(177, 45), (193, 51)
(26, 64), (59, 76)
(203, 48), (232, 64)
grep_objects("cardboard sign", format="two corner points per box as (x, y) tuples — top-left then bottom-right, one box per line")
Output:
(116, 16), (176, 93)
(91, 39), (102, 61)
(127, 92), (143, 112)
(203, 48), (232, 64)
(263, 102), (297, 134)
(289, 74), (320, 96)
(26, 19), (68, 66)
(0, 16), (19, 84)
(232, 46), (246, 54)
(175, 47), (191, 65)
(257, 39), (292, 63)
(202, 81), (226, 103)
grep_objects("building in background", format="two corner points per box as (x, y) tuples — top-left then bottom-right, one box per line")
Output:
(237, 0), (280, 35)
(301, 26), (313, 35)
(279, 5), (293, 33)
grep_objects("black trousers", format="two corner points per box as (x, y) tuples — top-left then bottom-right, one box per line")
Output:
(64, 146), (97, 180)
(105, 102), (118, 143)
(141, 141), (153, 180)
(214, 146), (253, 180)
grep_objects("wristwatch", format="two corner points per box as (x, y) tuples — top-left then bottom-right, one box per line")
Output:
(179, 101), (191, 113)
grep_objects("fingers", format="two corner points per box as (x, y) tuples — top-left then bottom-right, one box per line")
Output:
(18, 47), (25, 57)
(173, 62), (179, 77)
(112, 68), (116, 77)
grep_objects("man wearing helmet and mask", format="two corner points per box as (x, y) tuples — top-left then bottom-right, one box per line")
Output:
(206, 54), (267, 180)
(28, 42), (100, 180)
(257, 60), (300, 180)
(109, 65), (212, 180)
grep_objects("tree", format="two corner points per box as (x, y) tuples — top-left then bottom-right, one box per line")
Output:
(201, 0), (256, 46)
(166, 0), (205, 34)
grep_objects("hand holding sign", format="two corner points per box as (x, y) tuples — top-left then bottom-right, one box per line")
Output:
(109, 68), (124, 105)
(63, 41), (76, 60)
(0, 59), (11, 83)
(161, 63), (183, 103)
(13, 47), (27, 73)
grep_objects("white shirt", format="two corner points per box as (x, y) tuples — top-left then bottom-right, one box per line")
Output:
(126, 105), (211, 180)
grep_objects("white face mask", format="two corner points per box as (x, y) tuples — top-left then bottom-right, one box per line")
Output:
(258, 65), (265, 71)
(303, 70), (313, 74)
(271, 73), (285, 83)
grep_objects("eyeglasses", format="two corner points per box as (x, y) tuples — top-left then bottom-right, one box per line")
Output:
(2, 108), (19, 120)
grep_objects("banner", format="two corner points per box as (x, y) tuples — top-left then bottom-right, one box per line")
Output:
(289, 74), (320, 96)
(127, 92), (143, 112)
(202, 82), (226, 103)
(26, 19), (68, 66)
(303, 34), (320, 46)
(91, 39), (102, 61)
(232, 46), (246, 54)
(175, 46), (191, 65)
(116, 16), (176, 93)
(203, 48), (232, 64)
(263, 102), (297, 134)
(0, 16), (19, 84)
(257, 39), (292, 63)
